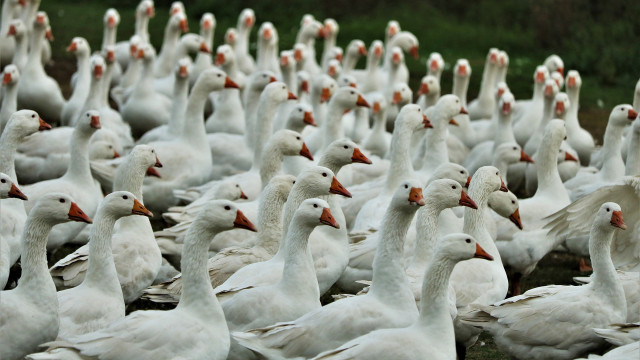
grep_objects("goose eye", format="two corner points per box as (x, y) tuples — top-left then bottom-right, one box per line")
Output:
(151, 150), (155, 153)
(465, 238), (471, 243)
(322, 172), (327, 177)
(224, 205), (231, 210)
(108, 145), (113, 149)
(293, 180), (296, 184)
(460, 171), (464, 174)
(564, 136), (567, 140)
(511, 200), (516, 204)
(452, 186), (457, 189)
(32, 114), (35, 118)
(404, 184), (408, 189)
(0, 179), (5, 183)
(123, 195), (128, 200)
(282, 86), (286, 90)
(343, 145), (348, 149)
(217, 74), (222, 77)
(298, 108), (303, 112)
(236, 184), (239, 187)
(513, 147), (517, 150)
(59, 198), (66, 203)
(350, 91), (354, 95)
(313, 203), (318, 208)
(606, 207), (610, 212)
(496, 172), (499, 176)
(86, 113), (90, 117)
(296, 136), (301, 140)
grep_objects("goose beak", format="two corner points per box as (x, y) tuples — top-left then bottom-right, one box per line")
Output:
(628, 108), (638, 120)
(132, 198), (153, 217)
(145, 6), (155, 17)
(555, 101), (565, 115)
(303, 111), (316, 126)
(356, 94), (370, 108)
(146, 167), (161, 178)
(66, 41), (77, 52)
(320, 87), (331, 103)
(7, 25), (16, 36)
(224, 77), (240, 89)
(423, 114), (433, 128)
(90, 115), (101, 129)
(317, 27), (327, 39)
(3, 72), (12, 85)
(509, 208), (523, 230)
(564, 152), (578, 162)
(330, 176), (351, 198)
(459, 190), (477, 209)
(430, 59), (439, 72)
(234, 210), (257, 232)
(8, 183), (27, 200)
(179, 19), (189, 33)
(300, 80), (309, 93)
(320, 207), (340, 228)
(460, 107), (468, 115)
(409, 187), (425, 206)
(215, 53), (225, 66)
(409, 45), (419, 59)
(94, 65), (103, 79)
(556, 67), (564, 77)
(38, 117), (52, 131)
(113, 150), (120, 158)
(351, 148), (372, 164)
(567, 76), (576, 88)
(610, 210), (626, 230)
(154, 156), (163, 168)
(294, 49), (303, 62)
(239, 190), (248, 200)
(288, 92), (298, 100)
(474, 243), (494, 261)
(502, 102), (511, 115)
(458, 65), (467, 76)
(299, 143), (314, 161)
(449, 118), (459, 126)
(68, 202), (92, 224)
(45, 29), (53, 41)
(373, 102), (381, 114)
(199, 42), (211, 54)
(520, 150), (534, 163)
(500, 178), (508, 192)
(280, 55), (289, 67)
(418, 83), (429, 96)
(179, 65), (188, 78)
(392, 91), (402, 105)
(536, 71), (545, 83)
(137, 49), (145, 59)
(359, 45), (367, 56)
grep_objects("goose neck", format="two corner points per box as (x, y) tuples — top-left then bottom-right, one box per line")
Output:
(243, 88), (262, 147)
(420, 119), (449, 171)
(589, 225), (625, 306)
(101, 65), (114, 108)
(251, 97), (281, 164)
(370, 110), (387, 134)
(384, 121), (414, 193)
(417, 256), (457, 329)
(84, 209), (121, 292)
(535, 97), (554, 134)
(599, 124), (626, 177)
(26, 26), (45, 67)
(167, 77), (189, 135)
(279, 216), (318, 297)
(236, 24), (250, 55)
(258, 141), (285, 186)
(282, 67), (296, 92)
(17, 215), (57, 294)
(256, 190), (287, 255)
(478, 63), (498, 98)
(494, 112), (515, 145)
(452, 76), (469, 107)
(277, 185), (310, 255)
(113, 158), (147, 200)
(317, 154), (345, 175)
(464, 183), (501, 261)
(180, 80), (211, 144)
(409, 202), (443, 271)
(0, 84), (18, 133)
(492, 157), (510, 181)
(366, 54), (381, 73)
(342, 54), (358, 73)
(64, 127), (94, 182)
(102, 26), (117, 50)
(12, 32), (28, 68)
(135, 15), (150, 43)
(535, 137), (565, 200)
(0, 124), (23, 180)
(566, 86), (580, 127)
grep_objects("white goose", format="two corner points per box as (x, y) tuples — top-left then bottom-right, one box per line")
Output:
(341, 39), (367, 74)
(60, 37), (92, 126)
(576, 323), (640, 360)
(467, 48), (499, 120)
(153, 11), (188, 78)
(0, 64), (20, 133)
(296, 16), (326, 76)
(524, 91), (570, 156)
(564, 70), (595, 165)
(381, 31), (418, 85)
(50, 145), (163, 304)
(113, 0), (154, 71)
(256, 22), (280, 77)
(0, 193), (92, 360)
(311, 234), (493, 360)
(22, 111), (103, 251)
(353, 40), (384, 94)
(0, 171), (28, 289)
(426, 51), (445, 81)
(233, 180), (425, 359)
(190, 12), (215, 87)
(235, 8), (256, 75)
(100, 8), (121, 88)
(6, 19), (27, 71)
(361, 94), (391, 158)
(54, 191), (152, 340)
(30, 201), (255, 360)
(152, 33), (210, 97)
(205, 44), (245, 135)
(462, 202), (627, 360)
(513, 65), (549, 146)
(0, 0), (22, 65)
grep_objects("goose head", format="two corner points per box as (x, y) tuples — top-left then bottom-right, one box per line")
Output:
(127, 144), (162, 174)
(199, 200), (257, 233)
(267, 129), (313, 161)
(297, 166), (351, 198)
(77, 110), (102, 136)
(225, 28), (237, 47)
(238, 8), (255, 30)
(323, 18), (339, 39)
(369, 40), (384, 64)
(391, 179), (425, 208)
(430, 163), (470, 188)
(33, 11), (49, 30)
(396, 104), (430, 131)
(390, 31), (418, 59)
(89, 140), (120, 160)
(312, 74), (337, 103)
(33, 193), (93, 225)
(488, 190), (522, 230)
(103, 46), (116, 65)
(213, 180), (248, 201)
(434, 94), (466, 126)
(533, 65), (549, 85)
(295, 198), (340, 229)
(168, 12), (188, 34)
(247, 70), (277, 93)
(498, 91), (515, 117)
(102, 191), (153, 218)
(321, 138), (371, 167)
(297, 70), (310, 95)
(66, 37), (90, 57)
(454, 59), (471, 80)
(566, 70), (581, 91)
(326, 59), (341, 79)
(262, 81), (297, 106)
(200, 13), (215, 34)
(347, 39), (367, 59)
(436, 233), (494, 262)
(471, 166), (508, 195)
(558, 143), (579, 163)
(89, 54), (105, 81)
(553, 92), (570, 118)
(337, 74), (357, 89)
(608, 104), (638, 127)
(486, 48), (500, 67)
(0, 172), (27, 200)
(427, 52), (444, 76)
(327, 47), (343, 63)
(194, 67), (239, 92)
(5, 110), (51, 137)
(136, 43), (156, 65)
(104, 8), (120, 29)
(418, 75), (439, 98)
(543, 78), (559, 101)
(390, 46), (404, 68)
(170, 1), (185, 16)
(175, 57), (192, 79)
(495, 143), (534, 165)
(2, 64), (20, 87)
(279, 50), (296, 71)
(426, 178), (477, 210)
(215, 44), (236, 66)
(494, 82), (510, 103)
(137, 0), (155, 19)
(330, 86), (369, 110)
(551, 71), (564, 90)
(385, 20), (400, 42)
(286, 103), (315, 130)
(128, 35), (142, 59)
(293, 43), (308, 64)
(391, 83), (413, 107)
(259, 22), (278, 45)
(179, 33), (209, 55)
(370, 93), (387, 115)
(544, 54), (564, 76)
(596, 202), (626, 231)
(7, 19), (25, 39)
(497, 51), (509, 70)
(544, 119), (568, 153)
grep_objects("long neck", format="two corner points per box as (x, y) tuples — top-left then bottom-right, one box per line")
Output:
(70, 54), (91, 100)
(366, 53), (380, 73)
(137, 59), (154, 93)
(83, 75), (104, 112)
(255, 189), (287, 255)
(589, 225), (625, 305)
(566, 86), (580, 130)
(236, 24), (249, 56)
(342, 53), (358, 73)
(179, 80), (210, 146)
(452, 77), (469, 107)
(243, 88), (262, 147)
(113, 158), (147, 200)
(12, 32), (28, 67)
(370, 109), (387, 135)
(17, 216), (56, 292)
(492, 157), (510, 181)
(535, 137), (566, 200)
(257, 141), (284, 186)
(177, 221), (225, 322)
(222, 61), (239, 81)
(463, 183), (501, 263)
(102, 26), (117, 50)
(84, 209), (121, 292)
(64, 128), (93, 181)
(384, 121), (414, 193)
(535, 97), (554, 134)
(101, 63), (114, 107)
(135, 14), (150, 43)
(251, 98), (280, 164)
(420, 118), (449, 171)
(277, 185), (312, 254)
(626, 131), (640, 175)
(167, 77), (189, 135)
(0, 84), (18, 133)
(0, 125), (23, 180)
(600, 123), (626, 177)
(369, 204), (415, 299)
(409, 200), (443, 272)
(282, 67), (296, 92)
(120, 58), (141, 89)
(26, 26), (44, 68)
(477, 63), (496, 98)
(322, 105), (347, 150)
(279, 217), (318, 297)
(493, 112), (515, 146)
(417, 255), (457, 333)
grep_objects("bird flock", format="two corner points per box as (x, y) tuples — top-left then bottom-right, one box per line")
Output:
(0, 0), (638, 359)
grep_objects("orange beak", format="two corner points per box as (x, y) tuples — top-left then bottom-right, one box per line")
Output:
(509, 208), (523, 230)
(557, 67), (564, 77)
(474, 243), (494, 260)
(224, 77), (240, 89)
(137, 49), (145, 59)
(132, 198), (153, 217)
(145, 6), (155, 17)
(303, 111), (316, 126)
(179, 65), (188, 77)
(358, 45), (367, 56)
(294, 49), (303, 62)
(465, 176), (471, 188)
(94, 65), (103, 79)
(567, 76), (576, 88)
(18, 0), (26, 6)
(460, 107), (468, 115)
(374, 46), (383, 57)
(317, 27), (327, 38)
(335, 53), (343, 62)
(458, 65), (467, 76)
(392, 53), (401, 65)
(113, 150), (120, 158)
(500, 178), (508, 192)
(351, 148), (372, 164)
(536, 71), (545, 83)
(129, 44), (138, 57)
(356, 94), (370, 107)
(215, 53), (225, 66)
(299, 143), (314, 161)
(199, 42), (211, 53)
(544, 85), (554, 97)
(459, 190), (477, 209)
(300, 80), (309, 93)
(90, 114), (101, 129)
(179, 19), (188, 33)
(564, 151), (578, 162)
(423, 114), (433, 128)
(327, 66), (337, 77)
(320, 87), (331, 103)
(106, 50), (115, 63)
(502, 102), (511, 115)
(555, 101), (565, 115)
(244, 16), (254, 27)
(68, 202), (93, 224)
(66, 41), (77, 52)
(107, 15), (116, 28)
(146, 167), (161, 178)
(490, 52), (498, 63)
(319, 207), (340, 228)
(154, 156), (163, 168)
(2, 72), (12, 85)
(418, 83), (429, 96)
(234, 209), (257, 232)
(610, 210), (626, 230)
(288, 92), (298, 100)
(373, 102), (381, 114)
(409, 187), (426, 206)
(39, 117), (52, 131)
(520, 150), (534, 163)
(409, 45), (419, 59)
(329, 176), (351, 198)
(203, 19), (212, 30)
(392, 91), (402, 105)
(8, 183), (27, 200)
(280, 55), (289, 67)
(628, 108), (638, 120)
(45, 29), (54, 41)
(449, 118), (459, 126)
(430, 59), (439, 72)
(7, 25), (16, 36)
(269, 76), (277, 83)
(239, 190), (248, 200)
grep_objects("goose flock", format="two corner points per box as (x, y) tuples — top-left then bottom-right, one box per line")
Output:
(0, 1), (638, 359)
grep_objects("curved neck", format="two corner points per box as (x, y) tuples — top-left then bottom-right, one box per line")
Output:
(167, 77), (189, 135)
(278, 184), (314, 254)
(236, 24), (250, 56)
(534, 138), (567, 201)
(0, 84), (18, 133)
(279, 216), (318, 297)
(101, 63), (115, 107)
(322, 105), (347, 150)
(589, 225), (625, 305)
(64, 127), (94, 181)
(68, 54), (91, 101)
(17, 215), (56, 293)
(600, 123), (626, 178)
(464, 183), (500, 262)
(282, 67), (296, 92)
(0, 124), (23, 180)
(409, 200), (444, 272)
(535, 97), (554, 135)
(452, 76), (469, 107)
(420, 119), (449, 171)
(369, 204), (416, 300)
(84, 209), (121, 292)
(342, 53), (358, 73)
(221, 61), (239, 82)
(251, 97), (281, 164)
(120, 58), (141, 89)
(12, 33), (28, 68)
(243, 88), (264, 147)
(255, 189), (287, 255)
(257, 140), (285, 186)
(113, 158), (147, 200)
(384, 121), (414, 193)
(492, 157), (510, 181)
(417, 255), (457, 330)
